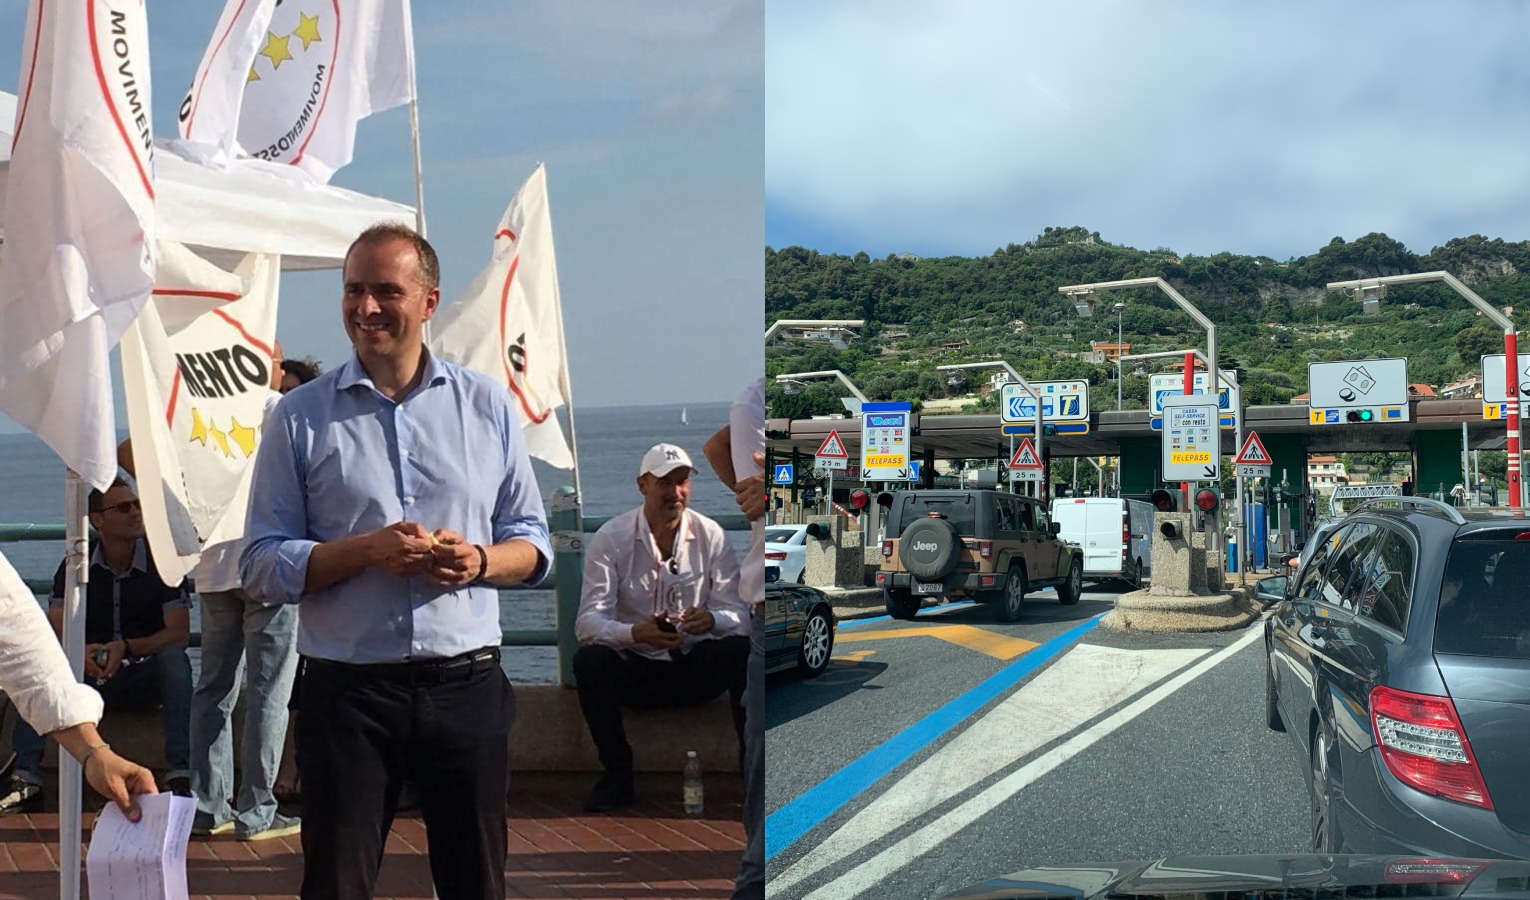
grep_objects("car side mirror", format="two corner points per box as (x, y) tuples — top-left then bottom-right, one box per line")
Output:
(765, 566), (780, 583)
(1049, 522), (1062, 535)
(805, 523), (828, 540)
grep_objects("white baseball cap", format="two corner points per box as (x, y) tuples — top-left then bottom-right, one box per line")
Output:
(640, 443), (694, 478)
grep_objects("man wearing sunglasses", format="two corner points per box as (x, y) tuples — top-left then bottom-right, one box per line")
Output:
(573, 443), (752, 813)
(0, 479), (193, 814)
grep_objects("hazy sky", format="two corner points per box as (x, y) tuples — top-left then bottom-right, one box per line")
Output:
(766, 1), (1530, 261)
(0, 0), (761, 435)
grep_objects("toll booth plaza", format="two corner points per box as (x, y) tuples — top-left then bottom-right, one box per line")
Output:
(767, 395), (1508, 558)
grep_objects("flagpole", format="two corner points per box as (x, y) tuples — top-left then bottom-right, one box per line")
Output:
(403, 0), (431, 345)
(540, 162), (584, 505)
(60, 470), (88, 900)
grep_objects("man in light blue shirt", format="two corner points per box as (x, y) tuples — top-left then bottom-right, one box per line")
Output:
(241, 224), (550, 900)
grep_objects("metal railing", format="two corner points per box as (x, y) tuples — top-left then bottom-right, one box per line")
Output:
(0, 485), (752, 686)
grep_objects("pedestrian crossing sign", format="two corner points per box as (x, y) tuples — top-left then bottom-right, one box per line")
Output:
(1007, 438), (1042, 469)
(1233, 432), (1271, 466)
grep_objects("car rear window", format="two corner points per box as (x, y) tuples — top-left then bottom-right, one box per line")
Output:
(765, 528), (798, 543)
(892, 494), (978, 534)
(1435, 532), (1530, 659)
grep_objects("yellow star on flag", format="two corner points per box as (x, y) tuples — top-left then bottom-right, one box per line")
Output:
(228, 419), (257, 457)
(247, 66), (260, 83)
(189, 408), (209, 446)
(293, 12), (323, 51)
(210, 423), (232, 458)
(259, 31), (293, 70)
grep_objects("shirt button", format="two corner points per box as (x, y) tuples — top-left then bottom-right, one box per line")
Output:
(400, 450), (410, 459)
(404, 496), (415, 505)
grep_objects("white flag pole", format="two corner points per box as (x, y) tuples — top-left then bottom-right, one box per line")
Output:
(403, 0), (431, 347)
(60, 470), (89, 900)
(541, 163), (584, 504)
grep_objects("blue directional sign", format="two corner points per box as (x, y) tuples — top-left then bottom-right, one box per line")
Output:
(774, 464), (794, 485)
(908, 460), (922, 482)
(1001, 380), (1089, 425)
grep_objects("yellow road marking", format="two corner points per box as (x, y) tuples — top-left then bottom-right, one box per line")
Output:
(837, 649), (878, 663)
(837, 625), (1039, 660)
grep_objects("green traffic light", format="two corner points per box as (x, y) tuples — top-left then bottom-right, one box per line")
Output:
(1360, 409), (1373, 421)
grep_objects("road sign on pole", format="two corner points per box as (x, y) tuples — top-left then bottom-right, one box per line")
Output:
(1161, 394), (1220, 482)
(1481, 353), (1530, 419)
(774, 464), (794, 485)
(1001, 380), (1089, 424)
(1233, 431), (1272, 478)
(860, 401), (912, 481)
(1307, 358), (1410, 423)
(1149, 371), (1240, 430)
(1007, 437), (1042, 470)
(815, 430), (849, 459)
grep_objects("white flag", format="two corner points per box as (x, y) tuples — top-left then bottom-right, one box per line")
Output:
(0, 0), (157, 491)
(120, 243), (280, 586)
(178, 0), (415, 182)
(431, 165), (575, 469)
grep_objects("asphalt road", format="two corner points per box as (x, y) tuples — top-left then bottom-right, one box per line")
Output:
(765, 582), (1311, 900)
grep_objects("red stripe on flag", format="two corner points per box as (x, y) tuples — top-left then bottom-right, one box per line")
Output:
(184, 0), (256, 136)
(496, 255), (553, 425)
(86, 3), (154, 200)
(152, 288), (244, 302)
(11, 0), (45, 152)
(165, 368), (183, 427)
(496, 228), (518, 242)
(211, 308), (274, 358)
(290, 0), (342, 167)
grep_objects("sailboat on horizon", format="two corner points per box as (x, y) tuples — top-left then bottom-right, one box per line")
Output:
(680, 407), (689, 426)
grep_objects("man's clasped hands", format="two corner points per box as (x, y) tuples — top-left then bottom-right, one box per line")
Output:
(368, 521), (485, 586)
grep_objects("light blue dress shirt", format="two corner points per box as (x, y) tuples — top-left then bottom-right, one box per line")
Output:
(240, 351), (552, 663)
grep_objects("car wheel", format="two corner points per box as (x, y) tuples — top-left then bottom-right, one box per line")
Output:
(1265, 654), (1285, 732)
(1310, 728), (1343, 853)
(1057, 559), (1083, 605)
(796, 568), (805, 584)
(884, 587), (920, 620)
(994, 566), (1027, 622)
(797, 608), (834, 677)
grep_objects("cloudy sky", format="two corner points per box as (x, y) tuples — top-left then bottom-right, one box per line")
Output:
(766, 1), (1530, 261)
(0, 0), (761, 436)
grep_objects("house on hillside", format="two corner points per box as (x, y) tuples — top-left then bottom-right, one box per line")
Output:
(1090, 341), (1132, 362)
(1442, 375), (1482, 400)
(1290, 393), (1309, 405)
(1408, 383), (1437, 399)
(1012, 320), (1028, 333)
(942, 340), (970, 353)
(1308, 456), (1348, 487)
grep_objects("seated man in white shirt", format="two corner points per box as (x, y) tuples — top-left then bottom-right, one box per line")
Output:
(574, 443), (751, 812)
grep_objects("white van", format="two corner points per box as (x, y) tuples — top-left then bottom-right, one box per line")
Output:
(1048, 497), (1154, 586)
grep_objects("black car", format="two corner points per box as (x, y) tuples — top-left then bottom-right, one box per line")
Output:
(765, 569), (836, 678)
(1265, 496), (1530, 858)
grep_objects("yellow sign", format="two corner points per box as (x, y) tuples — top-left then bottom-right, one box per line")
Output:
(864, 454), (906, 468)
(1484, 403), (1503, 420)
(1171, 451), (1211, 464)
(1309, 409), (1326, 424)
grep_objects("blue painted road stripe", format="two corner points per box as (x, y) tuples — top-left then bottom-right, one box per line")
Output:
(765, 613), (1104, 860)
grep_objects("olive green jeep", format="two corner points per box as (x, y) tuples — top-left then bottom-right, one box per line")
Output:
(875, 489), (1083, 621)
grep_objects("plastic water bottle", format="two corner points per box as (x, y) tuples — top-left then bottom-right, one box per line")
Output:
(683, 750), (704, 815)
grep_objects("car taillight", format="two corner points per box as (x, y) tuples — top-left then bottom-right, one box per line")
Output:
(978, 540), (992, 558)
(881, 540), (893, 558)
(765, 551), (786, 561)
(1384, 860), (1485, 885)
(1370, 685), (1494, 809)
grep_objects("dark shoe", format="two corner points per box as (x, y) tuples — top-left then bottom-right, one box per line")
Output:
(0, 773), (43, 816)
(583, 772), (635, 813)
(164, 771), (193, 798)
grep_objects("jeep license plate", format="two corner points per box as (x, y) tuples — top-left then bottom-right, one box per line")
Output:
(914, 581), (944, 595)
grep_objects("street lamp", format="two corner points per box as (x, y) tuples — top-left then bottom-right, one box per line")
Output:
(937, 360), (1045, 496)
(774, 370), (869, 416)
(1327, 271), (1522, 509)
(1060, 277), (1239, 579)
(1114, 301), (1127, 411)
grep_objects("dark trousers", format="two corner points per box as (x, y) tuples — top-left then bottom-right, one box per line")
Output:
(732, 608), (765, 899)
(573, 636), (750, 775)
(297, 650), (514, 900)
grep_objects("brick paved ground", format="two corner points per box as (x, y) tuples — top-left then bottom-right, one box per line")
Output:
(0, 773), (745, 899)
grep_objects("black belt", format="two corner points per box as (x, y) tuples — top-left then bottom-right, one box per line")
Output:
(307, 647), (501, 685)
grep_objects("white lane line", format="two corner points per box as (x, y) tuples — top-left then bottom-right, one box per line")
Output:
(806, 627), (1265, 900)
(767, 643), (1208, 897)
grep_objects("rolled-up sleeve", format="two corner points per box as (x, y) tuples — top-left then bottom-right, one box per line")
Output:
(239, 406), (317, 604)
(0, 552), (103, 736)
(491, 406), (552, 585)
(703, 522), (751, 638)
(575, 527), (635, 648)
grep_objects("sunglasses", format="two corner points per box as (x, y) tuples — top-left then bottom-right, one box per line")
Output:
(97, 500), (141, 515)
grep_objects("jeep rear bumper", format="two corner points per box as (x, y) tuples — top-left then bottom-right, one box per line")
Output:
(876, 571), (1006, 593)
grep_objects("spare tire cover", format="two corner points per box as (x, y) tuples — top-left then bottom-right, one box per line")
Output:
(898, 517), (962, 580)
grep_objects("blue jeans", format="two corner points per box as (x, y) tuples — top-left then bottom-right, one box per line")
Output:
(732, 605), (765, 900)
(189, 590), (298, 832)
(12, 644), (193, 776)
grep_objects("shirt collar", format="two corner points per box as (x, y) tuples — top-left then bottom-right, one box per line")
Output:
(336, 347), (452, 396)
(90, 538), (148, 576)
(634, 507), (694, 559)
